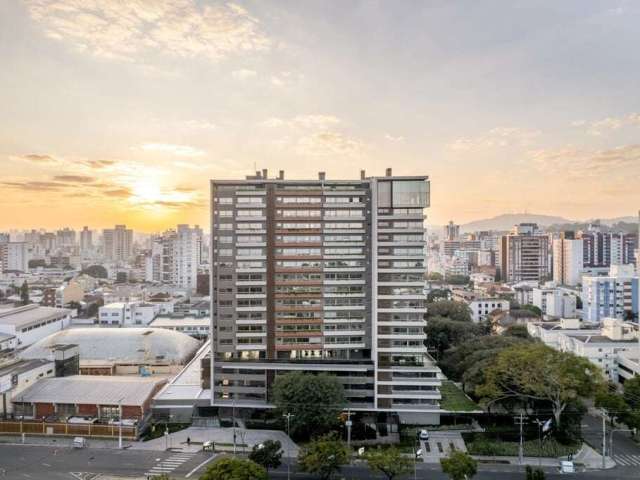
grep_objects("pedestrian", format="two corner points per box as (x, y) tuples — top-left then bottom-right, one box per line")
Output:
(187, 437), (191, 446)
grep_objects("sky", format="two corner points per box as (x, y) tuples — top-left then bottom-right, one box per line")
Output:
(1, 0), (639, 232)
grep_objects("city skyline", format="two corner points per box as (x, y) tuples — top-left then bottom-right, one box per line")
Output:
(2, 0), (640, 232)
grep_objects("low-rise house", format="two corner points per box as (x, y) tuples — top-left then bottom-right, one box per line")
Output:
(98, 301), (159, 326)
(149, 315), (210, 339)
(490, 309), (540, 334)
(469, 298), (510, 323)
(528, 317), (639, 383)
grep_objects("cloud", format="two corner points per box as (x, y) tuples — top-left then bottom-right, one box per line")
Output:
(232, 69), (257, 80)
(448, 127), (541, 151)
(103, 187), (133, 198)
(529, 144), (640, 177)
(53, 175), (95, 183)
(261, 114), (341, 129)
(296, 131), (364, 157)
(384, 134), (405, 142)
(1, 181), (66, 191)
(140, 143), (205, 157)
(25, 0), (270, 63)
(10, 153), (58, 164)
(574, 113), (640, 136)
(85, 159), (116, 169)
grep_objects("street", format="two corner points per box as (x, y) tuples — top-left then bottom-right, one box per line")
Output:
(0, 444), (640, 480)
(581, 414), (640, 467)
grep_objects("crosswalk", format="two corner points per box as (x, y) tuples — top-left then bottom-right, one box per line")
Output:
(144, 452), (196, 477)
(614, 454), (640, 466)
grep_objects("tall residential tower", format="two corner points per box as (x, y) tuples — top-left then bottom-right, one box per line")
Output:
(209, 169), (441, 422)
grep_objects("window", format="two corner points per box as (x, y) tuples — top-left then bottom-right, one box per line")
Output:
(392, 180), (429, 207)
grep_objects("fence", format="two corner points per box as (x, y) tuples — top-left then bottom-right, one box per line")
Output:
(0, 420), (138, 439)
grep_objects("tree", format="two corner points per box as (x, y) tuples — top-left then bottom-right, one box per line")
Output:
(623, 375), (640, 410)
(199, 457), (267, 480)
(297, 434), (349, 480)
(272, 372), (346, 437)
(519, 304), (543, 317)
(20, 281), (29, 305)
(526, 465), (546, 480)
(440, 450), (477, 480)
(364, 446), (412, 480)
(595, 387), (629, 424)
(439, 335), (532, 392)
(248, 440), (282, 472)
(502, 324), (530, 339)
(427, 288), (451, 303)
(476, 344), (604, 428)
(428, 272), (444, 282)
(82, 265), (108, 279)
(426, 300), (472, 322)
(426, 316), (483, 359)
(445, 274), (470, 285)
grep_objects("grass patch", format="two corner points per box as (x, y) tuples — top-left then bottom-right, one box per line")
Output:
(440, 381), (480, 412)
(142, 423), (190, 441)
(463, 433), (579, 458)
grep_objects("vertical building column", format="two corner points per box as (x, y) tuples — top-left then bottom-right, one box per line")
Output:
(266, 184), (276, 360)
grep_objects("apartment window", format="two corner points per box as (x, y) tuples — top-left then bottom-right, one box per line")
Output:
(237, 210), (264, 217)
(217, 197), (233, 204)
(218, 210), (233, 217)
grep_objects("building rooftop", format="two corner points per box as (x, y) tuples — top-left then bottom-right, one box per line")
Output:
(0, 359), (53, 379)
(0, 305), (71, 329)
(150, 316), (210, 327)
(17, 375), (165, 407)
(20, 327), (201, 364)
(565, 334), (639, 344)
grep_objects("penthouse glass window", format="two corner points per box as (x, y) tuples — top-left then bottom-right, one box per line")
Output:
(392, 180), (429, 207)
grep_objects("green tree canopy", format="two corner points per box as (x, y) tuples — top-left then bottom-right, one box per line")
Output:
(248, 440), (282, 472)
(445, 274), (471, 285)
(82, 265), (108, 279)
(199, 457), (267, 480)
(440, 450), (477, 480)
(364, 446), (412, 480)
(20, 281), (29, 305)
(476, 343), (604, 426)
(426, 316), (483, 360)
(297, 434), (349, 480)
(272, 372), (346, 437)
(623, 375), (640, 410)
(519, 304), (543, 317)
(426, 300), (472, 322)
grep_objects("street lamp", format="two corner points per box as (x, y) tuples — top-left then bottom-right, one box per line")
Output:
(283, 413), (294, 480)
(117, 397), (124, 450)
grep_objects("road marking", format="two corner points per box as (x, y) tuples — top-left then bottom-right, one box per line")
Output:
(186, 455), (217, 478)
(615, 456), (630, 465)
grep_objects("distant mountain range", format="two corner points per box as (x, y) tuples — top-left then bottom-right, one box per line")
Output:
(444, 213), (640, 233)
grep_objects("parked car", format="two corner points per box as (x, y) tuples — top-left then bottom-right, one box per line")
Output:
(418, 429), (429, 441)
(73, 437), (87, 449)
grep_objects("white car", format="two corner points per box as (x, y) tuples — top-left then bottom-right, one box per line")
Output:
(418, 429), (429, 441)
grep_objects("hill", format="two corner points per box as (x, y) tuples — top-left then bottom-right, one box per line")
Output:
(461, 213), (573, 232)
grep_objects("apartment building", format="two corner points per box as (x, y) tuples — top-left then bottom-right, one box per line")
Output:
(552, 232), (583, 286)
(499, 223), (550, 283)
(80, 226), (93, 253)
(146, 225), (203, 290)
(0, 241), (31, 273)
(102, 225), (133, 262)
(210, 169), (441, 422)
(582, 264), (639, 322)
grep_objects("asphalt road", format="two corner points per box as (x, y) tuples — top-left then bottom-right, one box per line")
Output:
(582, 413), (640, 467)
(0, 444), (639, 480)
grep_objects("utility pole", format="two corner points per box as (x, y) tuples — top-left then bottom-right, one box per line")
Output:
(232, 399), (237, 456)
(283, 413), (294, 480)
(601, 408), (607, 469)
(345, 410), (353, 450)
(118, 398), (123, 449)
(514, 412), (525, 465)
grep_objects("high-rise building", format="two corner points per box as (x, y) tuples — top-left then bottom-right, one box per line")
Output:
(103, 225), (133, 262)
(552, 232), (583, 286)
(582, 264), (639, 322)
(80, 226), (93, 253)
(499, 224), (550, 283)
(56, 228), (76, 248)
(0, 242), (31, 273)
(209, 169), (441, 422)
(578, 225), (637, 268)
(146, 225), (203, 290)
(445, 221), (460, 241)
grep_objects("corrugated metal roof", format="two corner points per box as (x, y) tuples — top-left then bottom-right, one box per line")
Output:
(18, 375), (165, 406)
(0, 305), (71, 328)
